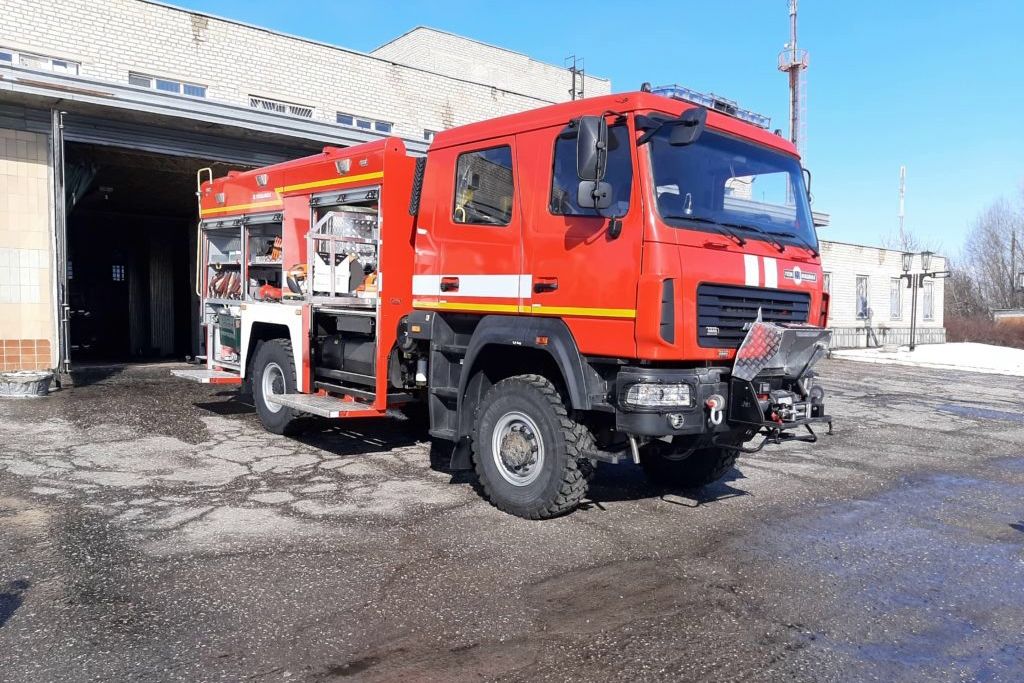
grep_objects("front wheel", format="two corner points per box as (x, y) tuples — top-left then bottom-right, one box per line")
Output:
(472, 374), (590, 519)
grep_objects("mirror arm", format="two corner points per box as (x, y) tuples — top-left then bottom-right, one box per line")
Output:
(608, 218), (622, 239)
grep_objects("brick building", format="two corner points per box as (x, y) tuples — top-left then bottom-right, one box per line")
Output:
(819, 241), (946, 348)
(0, 0), (608, 371)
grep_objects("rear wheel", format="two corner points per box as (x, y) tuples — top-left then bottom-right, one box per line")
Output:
(472, 374), (590, 519)
(252, 338), (302, 435)
(639, 436), (740, 490)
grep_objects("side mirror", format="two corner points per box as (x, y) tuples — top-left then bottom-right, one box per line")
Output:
(577, 180), (612, 210)
(802, 167), (813, 204)
(668, 107), (706, 146)
(576, 115), (608, 182)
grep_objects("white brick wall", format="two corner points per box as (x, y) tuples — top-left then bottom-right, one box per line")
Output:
(371, 27), (610, 105)
(1, 0), (611, 141)
(820, 240), (945, 347)
(0, 128), (56, 370)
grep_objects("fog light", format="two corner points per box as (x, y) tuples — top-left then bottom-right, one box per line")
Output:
(624, 382), (693, 409)
(667, 413), (685, 429)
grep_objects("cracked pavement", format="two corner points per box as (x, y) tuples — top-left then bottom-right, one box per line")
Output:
(0, 359), (1023, 681)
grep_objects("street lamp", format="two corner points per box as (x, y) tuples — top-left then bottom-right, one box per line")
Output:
(898, 250), (949, 352)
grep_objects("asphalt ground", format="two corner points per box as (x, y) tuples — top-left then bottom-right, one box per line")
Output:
(0, 359), (1022, 682)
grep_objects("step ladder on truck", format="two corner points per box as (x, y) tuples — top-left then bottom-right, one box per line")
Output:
(174, 90), (833, 519)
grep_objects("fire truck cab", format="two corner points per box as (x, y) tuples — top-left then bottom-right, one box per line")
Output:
(176, 91), (832, 519)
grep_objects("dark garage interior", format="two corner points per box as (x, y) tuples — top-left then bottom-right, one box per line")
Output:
(64, 143), (238, 362)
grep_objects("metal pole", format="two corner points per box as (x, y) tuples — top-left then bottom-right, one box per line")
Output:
(909, 274), (919, 352)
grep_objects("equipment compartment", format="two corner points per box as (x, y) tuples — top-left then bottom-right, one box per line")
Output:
(308, 201), (380, 303)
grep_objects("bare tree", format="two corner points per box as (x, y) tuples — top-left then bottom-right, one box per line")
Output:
(959, 197), (1024, 310)
(944, 259), (987, 317)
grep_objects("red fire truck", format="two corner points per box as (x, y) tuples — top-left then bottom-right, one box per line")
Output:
(174, 90), (832, 519)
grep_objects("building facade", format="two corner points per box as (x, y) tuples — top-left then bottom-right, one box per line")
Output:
(0, 0), (608, 372)
(820, 240), (946, 348)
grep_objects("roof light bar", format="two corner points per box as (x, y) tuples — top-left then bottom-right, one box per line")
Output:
(651, 84), (771, 129)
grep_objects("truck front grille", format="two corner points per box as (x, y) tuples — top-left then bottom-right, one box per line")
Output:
(697, 284), (811, 348)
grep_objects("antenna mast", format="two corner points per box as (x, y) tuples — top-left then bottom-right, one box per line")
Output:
(565, 55), (585, 101)
(898, 165), (907, 246)
(778, 0), (809, 156)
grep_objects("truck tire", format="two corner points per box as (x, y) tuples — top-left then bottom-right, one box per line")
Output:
(639, 439), (739, 490)
(472, 374), (589, 519)
(251, 338), (302, 435)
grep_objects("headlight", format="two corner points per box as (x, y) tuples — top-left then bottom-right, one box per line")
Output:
(623, 382), (693, 409)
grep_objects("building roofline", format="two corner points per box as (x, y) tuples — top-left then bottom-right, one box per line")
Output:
(136, 2), (606, 102)
(819, 238), (945, 258)
(371, 25), (611, 83)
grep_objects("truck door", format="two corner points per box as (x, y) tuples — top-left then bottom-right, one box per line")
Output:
(415, 137), (525, 313)
(518, 120), (643, 357)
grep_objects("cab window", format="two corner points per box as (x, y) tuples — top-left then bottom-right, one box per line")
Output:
(453, 146), (514, 225)
(550, 123), (632, 216)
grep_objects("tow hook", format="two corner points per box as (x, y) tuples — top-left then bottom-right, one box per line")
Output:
(706, 394), (725, 427)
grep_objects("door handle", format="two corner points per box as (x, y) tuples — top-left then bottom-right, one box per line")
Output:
(534, 278), (558, 294)
(439, 276), (460, 292)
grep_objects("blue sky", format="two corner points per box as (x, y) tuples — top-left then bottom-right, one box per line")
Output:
(174, 0), (1024, 254)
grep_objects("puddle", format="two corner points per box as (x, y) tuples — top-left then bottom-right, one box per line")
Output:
(936, 403), (1024, 423)
(742, 468), (1024, 679)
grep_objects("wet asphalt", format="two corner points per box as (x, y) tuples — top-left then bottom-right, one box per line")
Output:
(0, 358), (1022, 682)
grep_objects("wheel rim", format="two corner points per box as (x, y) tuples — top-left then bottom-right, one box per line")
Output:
(261, 361), (285, 413)
(491, 411), (545, 487)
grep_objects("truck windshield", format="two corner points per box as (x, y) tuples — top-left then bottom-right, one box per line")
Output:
(648, 127), (817, 250)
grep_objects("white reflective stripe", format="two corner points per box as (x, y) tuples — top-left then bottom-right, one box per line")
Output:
(412, 274), (441, 296)
(763, 257), (778, 288)
(517, 274), (533, 297)
(411, 274), (532, 298)
(743, 254), (760, 287)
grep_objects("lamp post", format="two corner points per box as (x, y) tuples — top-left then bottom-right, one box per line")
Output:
(900, 250), (949, 351)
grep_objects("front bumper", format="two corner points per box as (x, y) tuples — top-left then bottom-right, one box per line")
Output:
(614, 366), (732, 437)
(615, 322), (833, 441)
(613, 367), (830, 439)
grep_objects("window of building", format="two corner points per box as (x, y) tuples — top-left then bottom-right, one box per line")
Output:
(550, 123), (633, 217)
(856, 275), (870, 319)
(251, 95), (313, 119)
(923, 281), (934, 320)
(336, 112), (392, 133)
(111, 264), (125, 282)
(424, 130), (438, 142)
(889, 277), (903, 320)
(129, 72), (207, 98)
(0, 47), (79, 75)
(453, 146), (514, 226)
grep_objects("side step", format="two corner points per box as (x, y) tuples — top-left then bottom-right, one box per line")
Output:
(171, 369), (242, 385)
(265, 393), (382, 419)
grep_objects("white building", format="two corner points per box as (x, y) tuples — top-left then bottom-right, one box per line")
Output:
(0, 0), (608, 371)
(820, 240), (946, 348)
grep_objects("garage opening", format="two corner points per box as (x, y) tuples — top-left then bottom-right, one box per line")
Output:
(63, 143), (240, 362)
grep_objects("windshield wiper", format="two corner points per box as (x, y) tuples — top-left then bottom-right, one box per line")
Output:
(724, 223), (786, 253)
(662, 215), (746, 247)
(776, 231), (820, 258)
